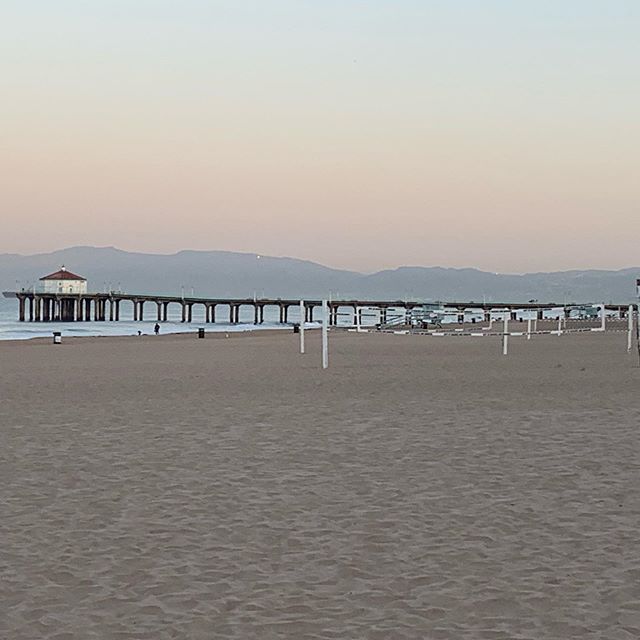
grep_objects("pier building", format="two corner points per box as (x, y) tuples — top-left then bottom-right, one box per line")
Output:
(40, 267), (88, 295)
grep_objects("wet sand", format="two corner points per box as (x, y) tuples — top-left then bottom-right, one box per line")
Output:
(1, 330), (640, 639)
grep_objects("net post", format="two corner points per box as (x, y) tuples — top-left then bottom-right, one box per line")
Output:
(300, 300), (305, 354)
(636, 280), (640, 366)
(322, 300), (329, 369)
(502, 315), (509, 355)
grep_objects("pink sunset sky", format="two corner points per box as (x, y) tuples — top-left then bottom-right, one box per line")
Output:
(2, 1), (638, 273)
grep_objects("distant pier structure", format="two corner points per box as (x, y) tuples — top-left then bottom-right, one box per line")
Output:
(2, 293), (634, 326)
(2, 265), (636, 325)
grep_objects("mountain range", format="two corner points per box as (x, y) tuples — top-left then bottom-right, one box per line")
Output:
(1, 246), (639, 303)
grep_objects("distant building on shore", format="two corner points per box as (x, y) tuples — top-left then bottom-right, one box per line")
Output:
(40, 266), (88, 294)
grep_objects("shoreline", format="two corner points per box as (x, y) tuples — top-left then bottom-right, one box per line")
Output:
(0, 316), (626, 346)
(0, 326), (307, 346)
(0, 320), (325, 344)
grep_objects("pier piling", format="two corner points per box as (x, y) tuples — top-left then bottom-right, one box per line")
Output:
(5, 293), (636, 333)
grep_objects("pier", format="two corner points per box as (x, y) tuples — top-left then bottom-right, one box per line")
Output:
(2, 291), (635, 325)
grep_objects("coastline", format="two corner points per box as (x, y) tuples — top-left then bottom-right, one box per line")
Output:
(0, 325), (301, 346)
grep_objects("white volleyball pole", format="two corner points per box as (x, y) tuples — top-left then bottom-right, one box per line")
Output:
(627, 304), (633, 353)
(322, 300), (329, 369)
(557, 314), (562, 336)
(636, 280), (640, 365)
(527, 316), (532, 340)
(300, 300), (305, 354)
(502, 315), (509, 355)
(601, 304), (606, 331)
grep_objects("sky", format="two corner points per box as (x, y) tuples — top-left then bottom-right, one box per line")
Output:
(1, 1), (638, 273)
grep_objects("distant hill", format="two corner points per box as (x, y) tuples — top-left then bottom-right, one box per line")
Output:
(1, 246), (639, 303)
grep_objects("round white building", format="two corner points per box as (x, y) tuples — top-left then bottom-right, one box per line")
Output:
(40, 266), (88, 294)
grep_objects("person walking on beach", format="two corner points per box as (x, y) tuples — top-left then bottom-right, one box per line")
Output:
(154, 323), (160, 336)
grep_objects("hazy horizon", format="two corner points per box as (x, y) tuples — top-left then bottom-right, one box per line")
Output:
(3, 244), (640, 279)
(2, 1), (638, 272)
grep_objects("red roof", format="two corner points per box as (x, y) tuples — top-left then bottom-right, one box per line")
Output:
(40, 267), (87, 281)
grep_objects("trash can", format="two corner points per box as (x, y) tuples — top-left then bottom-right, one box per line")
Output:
(293, 323), (300, 334)
(53, 331), (62, 345)
(198, 327), (205, 339)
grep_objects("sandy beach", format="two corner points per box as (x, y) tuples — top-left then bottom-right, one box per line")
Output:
(1, 329), (640, 639)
